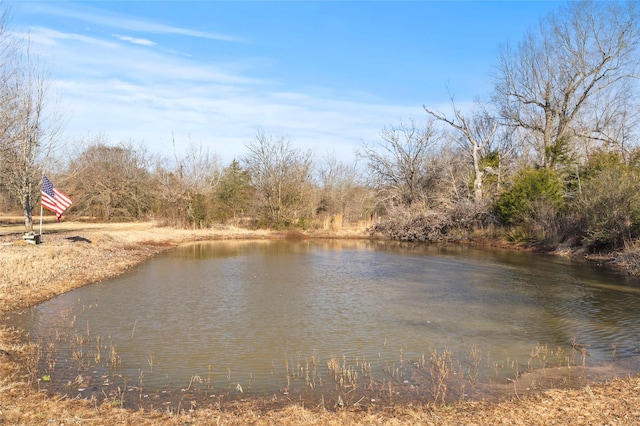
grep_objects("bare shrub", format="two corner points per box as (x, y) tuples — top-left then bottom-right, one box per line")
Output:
(369, 208), (453, 242)
(370, 201), (492, 243)
(576, 166), (640, 251)
(448, 200), (494, 232)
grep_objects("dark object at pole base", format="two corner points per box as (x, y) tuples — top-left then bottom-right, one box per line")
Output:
(23, 232), (41, 244)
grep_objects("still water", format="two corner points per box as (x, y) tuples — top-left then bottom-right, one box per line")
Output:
(9, 240), (640, 395)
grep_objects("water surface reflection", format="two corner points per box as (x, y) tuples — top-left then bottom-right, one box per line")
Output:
(8, 240), (640, 397)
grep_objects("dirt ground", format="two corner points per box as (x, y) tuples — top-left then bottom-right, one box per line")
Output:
(1, 219), (639, 425)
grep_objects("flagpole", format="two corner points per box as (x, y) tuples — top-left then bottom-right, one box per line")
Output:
(40, 172), (44, 243)
(39, 202), (43, 242)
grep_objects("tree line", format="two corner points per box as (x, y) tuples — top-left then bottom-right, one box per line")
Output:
(2, 0), (640, 253)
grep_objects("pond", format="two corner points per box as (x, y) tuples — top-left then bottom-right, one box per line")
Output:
(7, 240), (640, 407)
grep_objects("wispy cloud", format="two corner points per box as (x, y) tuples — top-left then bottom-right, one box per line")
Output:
(28, 26), (260, 85)
(113, 34), (156, 47)
(14, 27), (118, 49)
(17, 7), (417, 163)
(21, 3), (246, 42)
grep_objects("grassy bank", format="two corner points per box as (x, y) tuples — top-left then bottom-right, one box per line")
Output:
(1, 220), (639, 425)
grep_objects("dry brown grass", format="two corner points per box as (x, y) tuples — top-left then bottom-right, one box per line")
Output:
(1, 219), (639, 425)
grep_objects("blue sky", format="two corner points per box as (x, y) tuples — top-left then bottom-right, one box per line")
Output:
(12, 1), (562, 164)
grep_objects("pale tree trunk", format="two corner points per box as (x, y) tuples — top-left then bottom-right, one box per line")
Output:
(23, 193), (32, 232)
(472, 143), (484, 203)
(425, 101), (497, 205)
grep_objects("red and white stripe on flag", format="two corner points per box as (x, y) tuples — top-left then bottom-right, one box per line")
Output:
(41, 175), (73, 220)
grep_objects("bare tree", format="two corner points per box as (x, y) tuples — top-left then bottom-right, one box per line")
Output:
(425, 101), (498, 204)
(243, 132), (313, 227)
(317, 153), (371, 226)
(572, 82), (639, 159)
(0, 4), (17, 162)
(1, 40), (61, 232)
(173, 137), (222, 195)
(359, 119), (440, 209)
(66, 139), (152, 220)
(493, 0), (640, 169)
(152, 137), (223, 227)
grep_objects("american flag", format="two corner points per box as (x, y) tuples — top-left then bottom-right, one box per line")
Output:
(41, 175), (73, 221)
